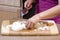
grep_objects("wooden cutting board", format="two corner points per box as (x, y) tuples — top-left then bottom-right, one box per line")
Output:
(1, 20), (59, 36)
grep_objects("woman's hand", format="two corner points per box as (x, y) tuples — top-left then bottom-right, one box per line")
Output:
(26, 14), (40, 29)
(24, 0), (35, 9)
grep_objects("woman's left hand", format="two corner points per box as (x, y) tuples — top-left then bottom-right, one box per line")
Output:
(24, 0), (36, 9)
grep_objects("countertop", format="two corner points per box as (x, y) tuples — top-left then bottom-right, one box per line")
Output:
(0, 10), (60, 40)
(0, 24), (60, 40)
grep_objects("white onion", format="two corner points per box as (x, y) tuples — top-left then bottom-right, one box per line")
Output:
(6, 21), (27, 31)
(11, 21), (26, 31)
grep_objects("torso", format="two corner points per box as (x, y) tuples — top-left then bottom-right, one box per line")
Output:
(36, 0), (60, 24)
(37, 0), (58, 12)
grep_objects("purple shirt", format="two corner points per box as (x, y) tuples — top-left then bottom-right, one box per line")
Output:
(36, 0), (60, 24)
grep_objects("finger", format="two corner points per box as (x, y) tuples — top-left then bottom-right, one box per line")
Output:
(27, 5), (32, 10)
(31, 22), (36, 29)
(27, 2), (32, 9)
(27, 2), (31, 8)
(27, 21), (35, 29)
(26, 21), (31, 29)
(29, 22), (34, 29)
(24, 1), (32, 9)
(24, 1), (28, 8)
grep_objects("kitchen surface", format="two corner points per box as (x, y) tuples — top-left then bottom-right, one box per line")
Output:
(0, 0), (60, 40)
(0, 10), (60, 40)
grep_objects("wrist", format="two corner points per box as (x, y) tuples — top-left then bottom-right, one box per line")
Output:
(33, 14), (41, 20)
(36, 14), (43, 20)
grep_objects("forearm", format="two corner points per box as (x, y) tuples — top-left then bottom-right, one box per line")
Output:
(37, 5), (60, 19)
(58, 0), (60, 4)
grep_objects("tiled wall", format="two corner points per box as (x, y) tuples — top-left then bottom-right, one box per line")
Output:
(0, 0), (20, 6)
(0, 0), (22, 25)
(0, 0), (20, 12)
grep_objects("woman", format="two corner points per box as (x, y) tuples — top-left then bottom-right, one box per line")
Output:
(24, 0), (60, 29)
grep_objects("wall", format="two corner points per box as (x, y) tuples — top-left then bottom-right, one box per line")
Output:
(0, 0), (21, 25)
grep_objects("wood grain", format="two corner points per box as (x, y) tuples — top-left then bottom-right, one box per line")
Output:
(1, 20), (59, 36)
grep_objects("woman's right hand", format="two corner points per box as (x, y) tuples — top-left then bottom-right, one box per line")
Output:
(26, 14), (40, 29)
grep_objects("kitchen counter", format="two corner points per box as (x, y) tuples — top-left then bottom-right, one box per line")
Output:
(0, 11), (60, 40)
(0, 24), (60, 40)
